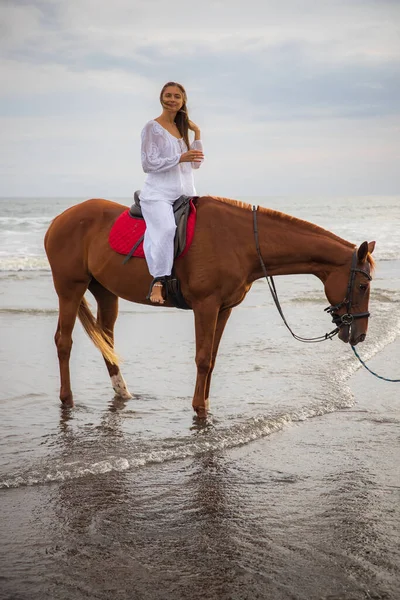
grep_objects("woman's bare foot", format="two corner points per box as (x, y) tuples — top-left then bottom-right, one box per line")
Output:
(149, 282), (165, 304)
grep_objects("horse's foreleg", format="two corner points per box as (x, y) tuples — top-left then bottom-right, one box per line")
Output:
(192, 300), (219, 418)
(89, 280), (132, 400)
(204, 307), (232, 408)
(56, 283), (88, 406)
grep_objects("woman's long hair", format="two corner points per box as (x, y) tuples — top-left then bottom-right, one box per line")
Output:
(159, 81), (190, 149)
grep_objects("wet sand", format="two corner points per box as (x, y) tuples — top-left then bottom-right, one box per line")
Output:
(1, 336), (399, 600)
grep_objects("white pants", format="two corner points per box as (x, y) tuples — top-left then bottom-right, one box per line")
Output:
(140, 199), (177, 278)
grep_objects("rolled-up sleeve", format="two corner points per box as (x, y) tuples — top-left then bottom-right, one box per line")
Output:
(141, 122), (181, 173)
(190, 139), (204, 170)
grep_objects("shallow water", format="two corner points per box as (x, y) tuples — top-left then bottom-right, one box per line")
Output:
(1, 348), (399, 599)
(0, 195), (399, 599)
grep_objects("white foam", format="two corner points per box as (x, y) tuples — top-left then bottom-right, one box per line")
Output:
(0, 394), (357, 490)
(0, 256), (50, 271)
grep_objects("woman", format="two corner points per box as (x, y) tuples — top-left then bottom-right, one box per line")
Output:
(139, 81), (204, 304)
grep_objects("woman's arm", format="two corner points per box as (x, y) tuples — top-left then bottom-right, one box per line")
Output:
(141, 122), (181, 173)
(188, 121), (204, 169)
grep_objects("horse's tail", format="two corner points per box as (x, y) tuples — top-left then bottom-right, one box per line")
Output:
(77, 297), (119, 366)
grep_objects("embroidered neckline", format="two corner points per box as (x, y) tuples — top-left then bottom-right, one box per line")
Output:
(152, 119), (183, 141)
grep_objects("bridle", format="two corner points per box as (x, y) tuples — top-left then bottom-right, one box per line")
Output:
(324, 249), (372, 329)
(252, 206), (372, 343)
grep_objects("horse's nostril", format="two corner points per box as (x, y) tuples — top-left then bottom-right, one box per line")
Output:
(359, 334), (366, 343)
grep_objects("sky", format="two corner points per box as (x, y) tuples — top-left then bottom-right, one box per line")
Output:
(0, 0), (399, 198)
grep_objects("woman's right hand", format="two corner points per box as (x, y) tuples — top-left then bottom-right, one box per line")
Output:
(179, 150), (204, 163)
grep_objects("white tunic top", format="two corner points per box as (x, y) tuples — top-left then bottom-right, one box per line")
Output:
(139, 120), (203, 203)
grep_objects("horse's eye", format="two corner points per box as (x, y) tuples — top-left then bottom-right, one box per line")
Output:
(359, 284), (368, 292)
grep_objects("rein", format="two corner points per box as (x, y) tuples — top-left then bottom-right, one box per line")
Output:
(252, 206), (400, 382)
(351, 345), (400, 382)
(252, 205), (371, 344)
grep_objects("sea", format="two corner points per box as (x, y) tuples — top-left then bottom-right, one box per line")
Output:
(0, 195), (399, 600)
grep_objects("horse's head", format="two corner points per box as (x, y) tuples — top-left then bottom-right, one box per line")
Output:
(324, 241), (375, 346)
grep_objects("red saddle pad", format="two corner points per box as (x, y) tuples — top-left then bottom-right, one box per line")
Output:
(109, 200), (197, 259)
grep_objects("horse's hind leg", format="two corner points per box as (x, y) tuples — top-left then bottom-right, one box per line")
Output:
(55, 282), (89, 406)
(89, 279), (132, 400)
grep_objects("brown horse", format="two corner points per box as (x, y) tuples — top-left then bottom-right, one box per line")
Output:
(44, 196), (375, 418)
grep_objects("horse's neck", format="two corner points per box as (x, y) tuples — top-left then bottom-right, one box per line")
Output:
(202, 198), (353, 282)
(253, 209), (353, 281)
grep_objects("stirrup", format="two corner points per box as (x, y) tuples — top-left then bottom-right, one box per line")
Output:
(146, 276), (168, 301)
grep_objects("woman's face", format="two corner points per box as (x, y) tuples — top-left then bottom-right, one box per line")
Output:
(161, 86), (184, 112)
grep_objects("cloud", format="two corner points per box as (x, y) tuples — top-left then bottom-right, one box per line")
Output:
(2, 41), (399, 122)
(0, 0), (399, 195)
(3, 0), (400, 61)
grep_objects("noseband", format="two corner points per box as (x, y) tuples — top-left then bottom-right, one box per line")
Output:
(324, 250), (372, 329)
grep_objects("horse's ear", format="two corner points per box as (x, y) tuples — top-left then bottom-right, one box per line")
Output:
(368, 241), (376, 255)
(357, 241), (369, 262)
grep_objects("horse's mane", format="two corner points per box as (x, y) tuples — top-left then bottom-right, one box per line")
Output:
(208, 195), (352, 245)
(207, 195), (375, 271)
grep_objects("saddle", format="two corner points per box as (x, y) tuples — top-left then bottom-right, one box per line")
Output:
(127, 191), (195, 260)
(120, 191), (197, 310)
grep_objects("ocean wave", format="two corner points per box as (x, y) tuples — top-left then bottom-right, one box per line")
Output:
(0, 393), (356, 490)
(371, 289), (400, 303)
(0, 307), (59, 316)
(0, 256), (50, 271)
(0, 217), (52, 227)
(0, 256), (398, 274)
(289, 289), (400, 305)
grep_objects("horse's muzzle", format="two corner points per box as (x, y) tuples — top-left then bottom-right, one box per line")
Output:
(351, 332), (366, 346)
(338, 325), (350, 343)
(340, 326), (367, 345)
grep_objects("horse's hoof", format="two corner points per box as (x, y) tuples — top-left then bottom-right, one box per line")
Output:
(193, 406), (208, 419)
(111, 374), (132, 399)
(114, 390), (133, 400)
(60, 395), (74, 408)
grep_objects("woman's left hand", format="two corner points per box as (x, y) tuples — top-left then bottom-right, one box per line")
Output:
(188, 120), (200, 133)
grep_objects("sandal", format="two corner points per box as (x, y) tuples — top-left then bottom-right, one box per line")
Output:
(146, 278), (167, 304)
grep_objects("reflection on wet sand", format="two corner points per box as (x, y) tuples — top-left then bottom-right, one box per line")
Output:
(1, 395), (398, 600)
(320, 468), (384, 585)
(41, 403), (245, 600)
